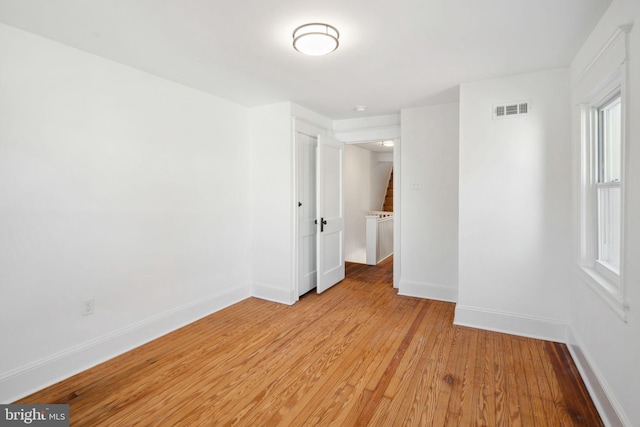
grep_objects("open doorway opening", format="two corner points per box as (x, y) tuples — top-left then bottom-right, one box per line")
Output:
(343, 140), (394, 278)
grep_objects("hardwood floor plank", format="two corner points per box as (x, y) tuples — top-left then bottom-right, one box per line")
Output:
(454, 326), (481, 425)
(235, 314), (374, 424)
(528, 340), (572, 426)
(529, 338), (563, 425)
(441, 324), (473, 426)
(476, 330), (497, 427)
(171, 294), (372, 425)
(429, 325), (461, 426)
(500, 333), (523, 427)
(544, 341), (604, 426)
(409, 302), (457, 426)
(15, 258), (602, 426)
(380, 301), (450, 425)
(489, 332), (506, 426)
(507, 336), (536, 426)
(294, 298), (420, 426)
(518, 336), (551, 426)
(353, 300), (432, 425)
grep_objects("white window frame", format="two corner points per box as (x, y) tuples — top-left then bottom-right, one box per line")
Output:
(575, 25), (631, 321)
(595, 93), (621, 279)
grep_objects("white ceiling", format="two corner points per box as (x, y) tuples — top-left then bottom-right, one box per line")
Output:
(0, 0), (611, 119)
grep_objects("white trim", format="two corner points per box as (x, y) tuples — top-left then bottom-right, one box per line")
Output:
(294, 116), (327, 139)
(573, 25), (632, 89)
(332, 117), (402, 289)
(332, 114), (401, 144)
(567, 327), (631, 427)
(333, 114), (400, 132)
(619, 27), (631, 311)
(453, 305), (567, 343)
(292, 117), (300, 300)
(393, 138), (401, 288)
(251, 281), (296, 305)
(398, 280), (457, 303)
(293, 116), (331, 302)
(594, 259), (619, 284)
(0, 286), (250, 403)
(334, 124), (401, 144)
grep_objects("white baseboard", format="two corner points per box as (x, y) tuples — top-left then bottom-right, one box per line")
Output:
(398, 280), (457, 302)
(566, 328), (630, 427)
(251, 282), (296, 305)
(0, 286), (250, 403)
(453, 305), (567, 342)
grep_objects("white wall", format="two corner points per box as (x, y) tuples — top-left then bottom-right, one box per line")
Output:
(249, 102), (332, 303)
(0, 24), (251, 402)
(399, 103), (459, 301)
(568, 1), (640, 425)
(249, 103), (295, 304)
(344, 145), (372, 263)
(455, 69), (571, 341)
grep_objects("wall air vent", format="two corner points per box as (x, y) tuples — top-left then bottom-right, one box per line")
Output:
(493, 101), (530, 119)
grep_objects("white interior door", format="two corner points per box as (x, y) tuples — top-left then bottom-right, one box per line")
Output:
(316, 135), (345, 293)
(297, 133), (317, 296)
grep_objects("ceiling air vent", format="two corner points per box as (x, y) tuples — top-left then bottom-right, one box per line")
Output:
(493, 101), (530, 119)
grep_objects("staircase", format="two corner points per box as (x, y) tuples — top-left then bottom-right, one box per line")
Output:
(382, 170), (393, 212)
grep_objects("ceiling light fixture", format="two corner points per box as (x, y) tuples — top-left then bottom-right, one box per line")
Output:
(354, 105), (367, 112)
(293, 23), (339, 56)
(381, 140), (394, 147)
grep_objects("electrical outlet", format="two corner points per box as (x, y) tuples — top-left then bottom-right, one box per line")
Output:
(82, 298), (95, 316)
(410, 182), (422, 190)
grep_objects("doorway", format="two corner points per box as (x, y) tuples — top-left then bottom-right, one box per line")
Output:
(294, 119), (401, 299)
(343, 140), (395, 275)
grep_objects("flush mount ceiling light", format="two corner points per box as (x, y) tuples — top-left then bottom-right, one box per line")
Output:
(293, 23), (339, 56)
(354, 105), (367, 112)
(381, 140), (394, 147)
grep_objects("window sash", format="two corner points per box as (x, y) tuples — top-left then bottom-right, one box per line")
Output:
(594, 93), (622, 278)
(595, 184), (621, 277)
(597, 94), (622, 184)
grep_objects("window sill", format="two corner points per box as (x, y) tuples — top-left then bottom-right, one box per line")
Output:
(594, 260), (620, 285)
(577, 265), (628, 322)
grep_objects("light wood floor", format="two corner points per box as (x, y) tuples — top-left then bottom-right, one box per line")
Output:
(17, 257), (602, 426)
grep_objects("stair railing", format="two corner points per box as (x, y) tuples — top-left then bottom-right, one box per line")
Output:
(366, 211), (394, 265)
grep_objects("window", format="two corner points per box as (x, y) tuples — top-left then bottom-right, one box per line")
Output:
(575, 25), (631, 320)
(595, 94), (621, 283)
(578, 88), (626, 318)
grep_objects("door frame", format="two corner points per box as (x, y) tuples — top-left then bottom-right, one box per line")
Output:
(292, 117), (329, 300)
(292, 116), (402, 301)
(295, 131), (318, 296)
